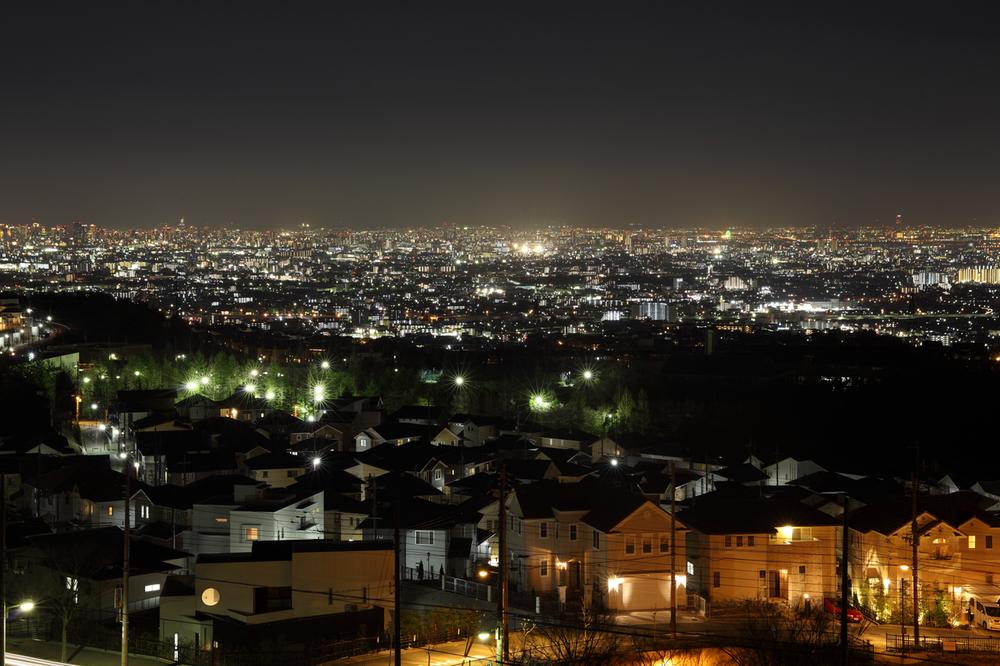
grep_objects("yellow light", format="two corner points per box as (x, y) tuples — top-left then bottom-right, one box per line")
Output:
(17, 601), (34, 613)
(454, 375), (465, 387)
(477, 569), (489, 579)
(607, 577), (623, 592)
(556, 560), (568, 570)
(899, 564), (909, 571)
(778, 525), (794, 540)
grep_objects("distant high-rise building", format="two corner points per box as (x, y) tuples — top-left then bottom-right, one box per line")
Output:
(957, 266), (1000, 284)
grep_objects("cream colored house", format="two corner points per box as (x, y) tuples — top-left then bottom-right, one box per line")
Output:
(507, 478), (686, 612)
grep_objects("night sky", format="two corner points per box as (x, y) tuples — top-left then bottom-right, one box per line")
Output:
(2, 1), (999, 229)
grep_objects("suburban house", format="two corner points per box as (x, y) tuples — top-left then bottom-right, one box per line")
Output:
(507, 477), (687, 613)
(160, 540), (393, 652)
(243, 452), (306, 489)
(229, 488), (325, 553)
(680, 496), (840, 613)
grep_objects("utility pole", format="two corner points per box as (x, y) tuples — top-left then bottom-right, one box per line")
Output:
(393, 482), (401, 666)
(497, 465), (509, 665)
(670, 461), (677, 639)
(121, 461), (130, 666)
(840, 493), (850, 665)
(911, 448), (920, 648)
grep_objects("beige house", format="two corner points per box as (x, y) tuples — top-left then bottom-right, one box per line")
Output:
(680, 497), (840, 612)
(508, 478), (686, 612)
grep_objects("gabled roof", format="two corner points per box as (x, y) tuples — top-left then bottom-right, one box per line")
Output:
(390, 405), (446, 422)
(365, 422), (429, 442)
(715, 463), (768, 484)
(244, 451), (305, 471)
(677, 495), (839, 534)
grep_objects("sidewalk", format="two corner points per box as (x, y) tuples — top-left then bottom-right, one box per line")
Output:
(7, 637), (169, 666)
(340, 639), (495, 666)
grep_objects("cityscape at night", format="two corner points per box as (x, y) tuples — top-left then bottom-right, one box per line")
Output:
(3, 2), (1000, 665)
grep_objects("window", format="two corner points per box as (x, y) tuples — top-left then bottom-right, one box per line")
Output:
(415, 530), (434, 545)
(261, 471), (269, 478)
(687, 561), (694, 576)
(798, 565), (806, 574)
(988, 536), (994, 549)
(724, 535), (732, 547)
(540, 522), (548, 539)
(969, 535), (977, 549)
(244, 526), (260, 541)
(140, 505), (150, 519)
(214, 517), (228, 524)
(201, 587), (221, 606)
(736, 536), (743, 547)
(144, 583), (161, 593)
(625, 535), (635, 554)
(540, 559), (548, 577)
(642, 535), (652, 554)
(569, 524), (577, 541)
(593, 530), (600, 549)
(287, 470), (296, 478)
(748, 536), (755, 547)
(254, 586), (292, 613)
(517, 519), (522, 536)
(65, 577), (79, 604)
(433, 469), (443, 481)
(107, 506), (114, 517)
(713, 571), (720, 588)
(988, 574), (994, 585)
(659, 535), (670, 553)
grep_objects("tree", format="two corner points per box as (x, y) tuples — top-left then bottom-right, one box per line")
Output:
(722, 600), (843, 666)
(517, 610), (621, 665)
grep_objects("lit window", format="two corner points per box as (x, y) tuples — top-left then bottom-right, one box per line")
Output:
(687, 561), (694, 576)
(969, 535), (977, 549)
(201, 588), (221, 606)
(107, 506), (114, 517)
(144, 583), (161, 593)
(214, 517), (228, 524)
(244, 526), (260, 541)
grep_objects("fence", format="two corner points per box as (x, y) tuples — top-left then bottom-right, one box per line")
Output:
(887, 633), (1000, 653)
(442, 574), (492, 601)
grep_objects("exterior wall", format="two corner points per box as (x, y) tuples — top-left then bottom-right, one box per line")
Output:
(229, 493), (324, 553)
(252, 466), (304, 489)
(604, 505), (686, 611)
(325, 511), (365, 541)
(689, 526), (839, 610)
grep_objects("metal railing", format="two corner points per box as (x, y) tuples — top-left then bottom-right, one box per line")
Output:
(887, 633), (1000, 653)
(442, 574), (492, 601)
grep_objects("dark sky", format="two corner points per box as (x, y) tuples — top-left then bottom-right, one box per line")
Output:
(2, 1), (999, 229)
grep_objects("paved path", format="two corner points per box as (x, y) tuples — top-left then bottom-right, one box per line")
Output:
(6, 638), (168, 666)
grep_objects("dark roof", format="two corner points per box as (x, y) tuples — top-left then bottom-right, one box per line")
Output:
(715, 463), (769, 484)
(677, 495), (840, 534)
(26, 527), (188, 580)
(131, 412), (187, 431)
(116, 389), (178, 412)
(198, 539), (392, 564)
(850, 491), (999, 535)
(245, 451), (305, 471)
(367, 422), (429, 441)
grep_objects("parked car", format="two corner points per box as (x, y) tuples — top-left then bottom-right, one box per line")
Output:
(969, 597), (1000, 631)
(823, 597), (862, 623)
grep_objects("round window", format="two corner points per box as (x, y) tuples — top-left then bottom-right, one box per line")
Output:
(201, 587), (221, 606)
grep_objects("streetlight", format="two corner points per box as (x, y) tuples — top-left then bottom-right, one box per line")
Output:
(312, 384), (325, 403)
(454, 375), (465, 387)
(320, 360), (330, 370)
(244, 384), (257, 395)
(582, 369), (594, 382)
(312, 457), (321, 470)
(264, 390), (276, 401)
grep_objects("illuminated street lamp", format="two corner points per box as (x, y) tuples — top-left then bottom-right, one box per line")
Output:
(312, 384), (325, 403)
(264, 390), (276, 401)
(582, 369), (594, 382)
(244, 384), (257, 395)
(199, 376), (210, 386)
(453, 375), (465, 387)
(184, 381), (198, 391)
(320, 360), (330, 370)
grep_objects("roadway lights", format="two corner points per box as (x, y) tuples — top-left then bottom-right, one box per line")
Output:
(244, 384), (257, 395)
(582, 369), (594, 381)
(264, 390), (276, 401)
(249, 369), (259, 377)
(320, 360), (330, 370)
(312, 457), (321, 469)
(313, 384), (324, 403)
(454, 375), (465, 387)
(17, 601), (35, 613)
(610, 458), (619, 467)
(184, 381), (198, 391)
(200, 376), (210, 386)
